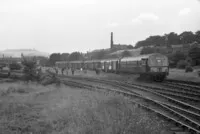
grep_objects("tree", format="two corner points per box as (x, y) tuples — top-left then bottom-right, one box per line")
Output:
(167, 51), (186, 67)
(176, 60), (188, 69)
(38, 57), (49, 66)
(140, 47), (155, 55)
(127, 45), (134, 49)
(195, 31), (200, 43)
(68, 52), (84, 61)
(188, 47), (200, 65)
(21, 56), (39, 81)
(179, 31), (195, 44)
(60, 53), (69, 61)
(134, 30), (200, 48)
(169, 51), (186, 65)
(135, 40), (146, 48)
(166, 32), (180, 45)
(121, 50), (131, 57)
(49, 53), (61, 66)
(135, 35), (166, 48)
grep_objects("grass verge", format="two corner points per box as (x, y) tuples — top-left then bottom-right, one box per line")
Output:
(0, 82), (168, 134)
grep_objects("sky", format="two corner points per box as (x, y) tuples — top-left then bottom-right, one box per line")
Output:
(0, 0), (200, 54)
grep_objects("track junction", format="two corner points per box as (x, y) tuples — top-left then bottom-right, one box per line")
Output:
(59, 75), (200, 134)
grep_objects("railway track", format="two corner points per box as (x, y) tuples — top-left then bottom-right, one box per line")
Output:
(60, 76), (200, 134)
(166, 79), (200, 87)
(161, 82), (200, 95)
(163, 81), (200, 95)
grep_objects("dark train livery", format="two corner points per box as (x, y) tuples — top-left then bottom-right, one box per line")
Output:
(55, 53), (169, 81)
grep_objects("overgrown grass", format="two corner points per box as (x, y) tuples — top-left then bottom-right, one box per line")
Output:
(0, 83), (168, 134)
(168, 68), (200, 82)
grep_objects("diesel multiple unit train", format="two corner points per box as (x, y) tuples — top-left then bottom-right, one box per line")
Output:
(55, 53), (169, 81)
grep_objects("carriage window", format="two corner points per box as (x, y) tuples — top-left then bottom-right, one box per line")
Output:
(141, 59), (146, 65)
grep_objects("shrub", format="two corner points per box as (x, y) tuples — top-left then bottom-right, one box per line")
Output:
(198, 71), (200, 77)
(168, 52), (186, 67)
(176, 60), (188, 69)
(9, 63), (22, 70)
(185, 66), (193, 72)
(21, 58), (40, 82)
(40, 70), (61, 86)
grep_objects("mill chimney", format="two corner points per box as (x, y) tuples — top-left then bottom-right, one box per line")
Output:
(110, 32), (114, 49)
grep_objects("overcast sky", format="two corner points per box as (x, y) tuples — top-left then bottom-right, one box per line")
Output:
(0, 0), (200, 53)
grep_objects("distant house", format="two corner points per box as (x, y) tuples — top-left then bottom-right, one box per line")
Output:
(0, 56), (21, 65)
(171, 44), (183, 53)
(112, 44), (128, 50)
(190, 41), (200, 48)
(171, 42), (200, 54)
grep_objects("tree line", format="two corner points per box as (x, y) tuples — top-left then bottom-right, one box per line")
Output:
(47, 49), (133, 66)
(47, 52), (84, 66)
(135, 30), (200, 48)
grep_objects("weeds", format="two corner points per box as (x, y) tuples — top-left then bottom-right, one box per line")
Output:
(0, 83), (168, 134)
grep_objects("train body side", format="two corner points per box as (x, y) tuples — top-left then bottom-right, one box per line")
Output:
(55, 53), (169, 81)
(117, 53), (169, 81)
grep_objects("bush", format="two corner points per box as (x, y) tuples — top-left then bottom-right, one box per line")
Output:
(168, 52), (186, 67)
(9, 63), (22, 70)
(185, 66), (193, 72)
(40, 71), (60, 86)
(21, 58), (40, 82)
(176, 60), (188, 69)
(198, 71), (200, 77)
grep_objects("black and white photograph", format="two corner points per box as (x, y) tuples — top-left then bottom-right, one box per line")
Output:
(0, 0), (200, 133)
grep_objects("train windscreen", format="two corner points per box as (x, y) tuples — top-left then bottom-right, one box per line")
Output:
(148, 54), (168, 67)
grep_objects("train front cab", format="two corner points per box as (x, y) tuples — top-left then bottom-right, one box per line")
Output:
(147, 53), (169, 81)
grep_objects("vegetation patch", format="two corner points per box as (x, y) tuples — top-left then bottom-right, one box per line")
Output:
(0, 83), (168, 134)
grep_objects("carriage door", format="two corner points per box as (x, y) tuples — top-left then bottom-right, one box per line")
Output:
(116, 60), (119, 70)
(104, 62), (107, 72)
(141, 59), (148, 72)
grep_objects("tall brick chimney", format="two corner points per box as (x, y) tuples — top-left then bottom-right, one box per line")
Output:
(110, 32), (113, 49)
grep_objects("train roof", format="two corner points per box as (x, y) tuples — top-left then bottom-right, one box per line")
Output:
(84, 59), (101, 63)
(55, 61), (68, 64)
(84, 58), (119, 63)
(121, 53), (166, 61)
(69, 60), (84, 63)
(101, 58), (119, 62)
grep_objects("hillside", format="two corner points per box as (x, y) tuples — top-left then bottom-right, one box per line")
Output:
(109, 47), (143, 57)
(0, 49), (49, 58)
